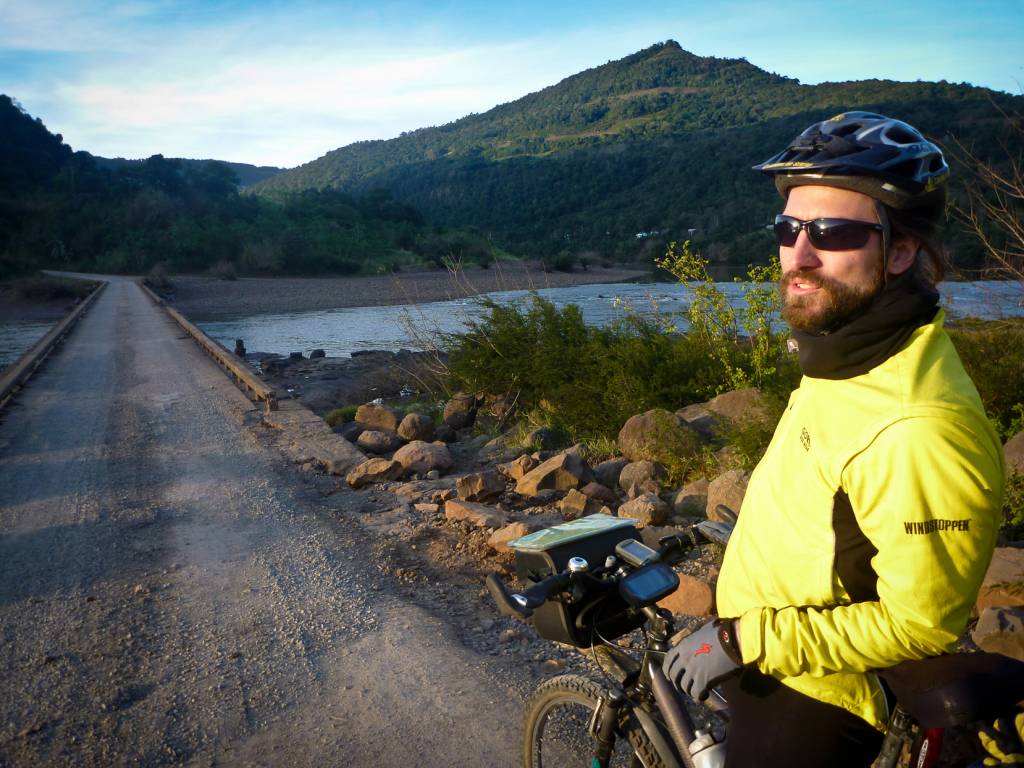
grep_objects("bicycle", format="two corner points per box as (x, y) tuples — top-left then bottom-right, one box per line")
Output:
(486, 514), (1024, 768)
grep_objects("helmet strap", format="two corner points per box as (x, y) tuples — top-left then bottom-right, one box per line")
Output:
(874, 201), (892, 290)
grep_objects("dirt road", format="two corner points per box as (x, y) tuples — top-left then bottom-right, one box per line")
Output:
(0, 278), (525, 767)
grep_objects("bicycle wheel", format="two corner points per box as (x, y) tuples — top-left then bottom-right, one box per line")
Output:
(522, 674), (669, 768)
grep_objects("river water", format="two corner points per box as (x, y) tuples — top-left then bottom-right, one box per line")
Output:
(1, 281), (1021, 369)
(195, 280), (1023, 358)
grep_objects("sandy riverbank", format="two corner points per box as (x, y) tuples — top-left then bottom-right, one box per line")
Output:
(169, 262), (651, 319)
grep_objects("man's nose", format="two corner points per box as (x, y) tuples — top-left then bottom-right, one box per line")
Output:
(784, 230), (822, 270)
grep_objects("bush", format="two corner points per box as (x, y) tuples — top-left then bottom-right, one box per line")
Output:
(10, 274), (95, 301)
(948, 319), (1024, 439)
(325, 405), (358, 427)
(144, 262), (174, 293)
(210, 259), (238, 281)
(1004, 470), (1024, 542)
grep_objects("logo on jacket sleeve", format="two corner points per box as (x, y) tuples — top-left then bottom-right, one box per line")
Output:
(904, 518), (970, 535)
(800, 428), (811, 451)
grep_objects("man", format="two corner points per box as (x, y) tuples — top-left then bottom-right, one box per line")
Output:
(662, 112), (1005, 766)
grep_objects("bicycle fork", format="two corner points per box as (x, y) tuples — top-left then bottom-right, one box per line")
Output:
(588, 688), (628, 768)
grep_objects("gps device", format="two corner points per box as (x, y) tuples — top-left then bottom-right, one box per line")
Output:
(614, 538), (657, 567)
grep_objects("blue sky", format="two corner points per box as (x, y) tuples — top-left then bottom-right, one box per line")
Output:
(1, 0), (1021, 168)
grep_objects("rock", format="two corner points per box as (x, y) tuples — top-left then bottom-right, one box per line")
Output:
(1005, 431), (1024, 474)
(346, 458), (404, 488)
(398, 412), (435, 442)
(289, 351), (304, 361)
(444, 500), (507, 529)
(523, 427), (557, 450)
(972, 606), (1024, 661)
(414, 502), (439, 514)
(558, 488), (610, 520)
(336, 421), (363, 443)
(443, 392), (477, 429)
(355, 403), (401, 433)
(677, 388), (774, 444)
(707, 469), (750, 519)
(431, 488), (456, 504)
(393, 440), (454, 475)
(976, 547), (1024, 612)
(594, 457), (630, 489)
(457, 470), (507, 502)
(580, 482), (618, 506)
(309, 348), (326, 359)
(234, 339), (246, 356)
(426, 470), (441, 480)
(671, 478), (710, 518)
(498, 455), (537, 482)
(515, 451), (594, 497)
(658, 574), (714, 617)
(488, 522), (536, 553)
(481, 393), (516, 422)
(619, 461), (666, 496)
(356, 430), (404, 454)
(617, 409), (701, 465)
(617, 493), (671, 528)
(435, 424), (457, 443)
(676, 403), (718, 443)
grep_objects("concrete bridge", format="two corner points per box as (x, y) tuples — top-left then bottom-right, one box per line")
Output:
(0, 277), (520, 767)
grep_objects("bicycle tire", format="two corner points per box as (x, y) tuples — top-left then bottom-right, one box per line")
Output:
(522, 674), (669, 768)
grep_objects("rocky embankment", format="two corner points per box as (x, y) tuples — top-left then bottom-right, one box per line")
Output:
(254, 345), (1024, 661)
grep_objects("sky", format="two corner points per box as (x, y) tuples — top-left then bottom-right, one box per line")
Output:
(1, 0), (1021, 169)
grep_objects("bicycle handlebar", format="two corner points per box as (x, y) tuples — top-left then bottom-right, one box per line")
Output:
(486, 524), (714, 621)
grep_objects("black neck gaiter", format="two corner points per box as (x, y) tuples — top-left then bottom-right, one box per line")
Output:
(792, 272), (939, 380)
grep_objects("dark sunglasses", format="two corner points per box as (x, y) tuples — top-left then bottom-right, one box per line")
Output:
(771, 214), (884, 251)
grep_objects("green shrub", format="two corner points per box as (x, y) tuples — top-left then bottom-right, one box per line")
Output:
(145, 262), (174, 293)
(11, 275), (95, 301)
(1003, 470), (1024, 542)
(210, 259), (238, 280)
(325, 405), (358, 427)
(948, 319), (1024, 440)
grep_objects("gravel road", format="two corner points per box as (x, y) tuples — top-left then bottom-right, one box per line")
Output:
(0, 278), (526, 767)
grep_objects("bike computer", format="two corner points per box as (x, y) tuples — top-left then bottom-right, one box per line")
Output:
(619, 563), (679, 608)
(615, 538), (657, 567)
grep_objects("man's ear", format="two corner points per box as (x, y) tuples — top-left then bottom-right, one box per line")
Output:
(887, 237), (919, 276)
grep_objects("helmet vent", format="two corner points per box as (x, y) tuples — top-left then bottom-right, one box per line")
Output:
(884, 125), (921, 145)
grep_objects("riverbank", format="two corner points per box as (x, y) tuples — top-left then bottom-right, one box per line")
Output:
(169, 262), (650, 319)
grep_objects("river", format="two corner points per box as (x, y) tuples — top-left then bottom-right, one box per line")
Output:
(1, 281), (1021, 369)
(195, 280), (1023, 358)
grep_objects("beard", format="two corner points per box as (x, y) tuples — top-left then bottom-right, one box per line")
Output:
(779, 268), (883, 332)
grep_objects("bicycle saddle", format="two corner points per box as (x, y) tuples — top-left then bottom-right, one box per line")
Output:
(879, 652), (1024, 728)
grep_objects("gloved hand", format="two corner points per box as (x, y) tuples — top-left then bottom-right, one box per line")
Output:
(662, 618), (743, 702)
(979, 712), (1024, 765)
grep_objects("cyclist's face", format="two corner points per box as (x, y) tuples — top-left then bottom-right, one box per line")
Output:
(778, 185), (884, 332)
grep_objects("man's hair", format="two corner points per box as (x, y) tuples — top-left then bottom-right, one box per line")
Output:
(886, 203), (947, 287)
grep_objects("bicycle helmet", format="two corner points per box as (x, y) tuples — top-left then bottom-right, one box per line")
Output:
(753, 111), (949, 212)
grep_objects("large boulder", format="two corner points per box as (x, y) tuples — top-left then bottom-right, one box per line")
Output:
(522, 426), (557, 451)
(707, 469), (750, 519)
(617, 493), (671, 528)
(677, 388), (775, 444)
(398, 412), (435, 442)
(456, 470), (506, 502)
(515, 451), (594, 497)
(594, 457), (630, 489)
(972, 606), (1024, 661)
(346, 458), (404, 489)
(444, 500), (507, 529)
(618, 460), (666, 497)
(1005, 431), (1024, 474)
(335, 421), (364, 443)
(658, 574), (714, 618)
(435, 424), (458, 443)
(580, 482), (619, 507)
(357, 430), (404, 454)
(617, 409), (701, 465)
(976, 547), (1024, 612)
(355, 403), (401, 433)
(443, 392), (478, 429)
(393, 441), (454, 475)
(671, 477), (710, 518)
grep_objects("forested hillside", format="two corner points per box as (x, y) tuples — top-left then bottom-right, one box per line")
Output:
(0, 95), (494, 279)
(254, 41), (1023, 269)
(92, 156), (283, 188)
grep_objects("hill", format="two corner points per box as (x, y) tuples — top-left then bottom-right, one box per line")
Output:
(0, 95), (491, 279)
(93, 155), (283, 187)
(253, 41), (1024, 268)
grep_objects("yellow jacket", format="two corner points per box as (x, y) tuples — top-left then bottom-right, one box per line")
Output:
(716, 311), (1005, 729)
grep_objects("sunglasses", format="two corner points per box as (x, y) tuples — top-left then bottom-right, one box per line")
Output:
(771, 214), (884, 251)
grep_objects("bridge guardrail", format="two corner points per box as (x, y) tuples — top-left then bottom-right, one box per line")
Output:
(0, 280), (107, 410)
(138, 281), (278, 412)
